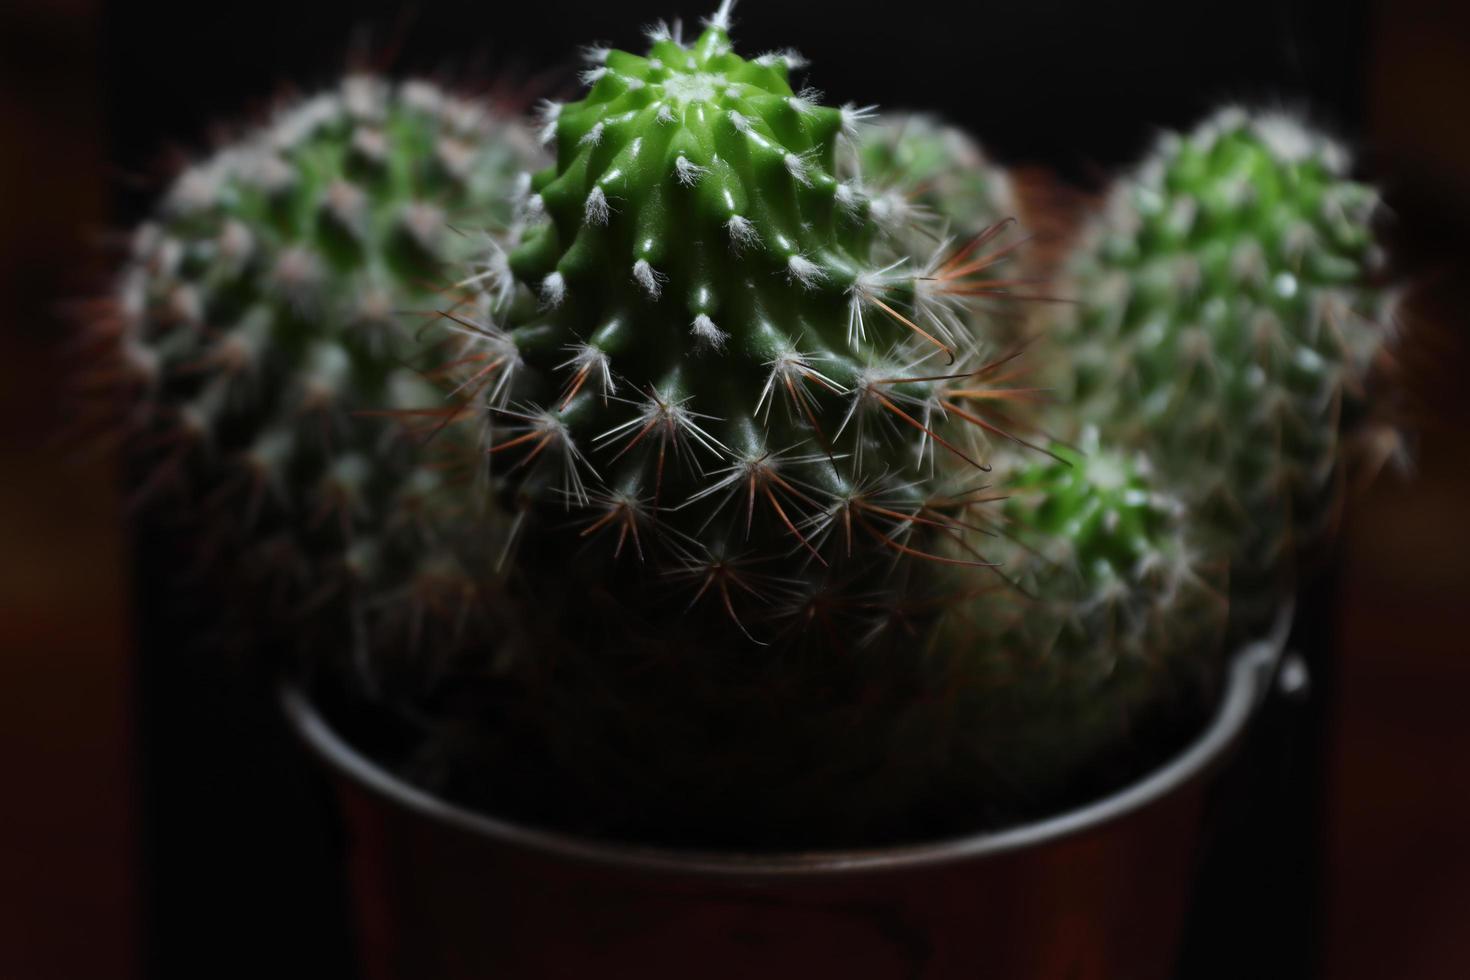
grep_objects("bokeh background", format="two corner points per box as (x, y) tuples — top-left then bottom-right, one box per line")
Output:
(2, 0), (1467, 977)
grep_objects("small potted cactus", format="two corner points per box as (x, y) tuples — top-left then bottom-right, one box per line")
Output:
(96, 3), (1401, 977)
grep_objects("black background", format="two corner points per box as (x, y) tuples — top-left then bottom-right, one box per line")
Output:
(102, 0), (1371, 213)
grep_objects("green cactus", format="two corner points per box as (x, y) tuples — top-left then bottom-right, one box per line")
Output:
(849, 111), (1016, 250)
(90, 75), (542, 656)
(933, 432), (1225, 802)
(1047, 108), (1396, 595)
(87, 13), (1400, 849)
(373, 9), (1238, 846)
(456, 9), (1033, 646)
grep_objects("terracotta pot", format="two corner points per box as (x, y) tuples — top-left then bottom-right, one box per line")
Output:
(284, 606), (1293, 980)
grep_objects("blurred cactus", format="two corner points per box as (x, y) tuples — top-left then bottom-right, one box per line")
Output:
(849, 111), (1016, 250)
(85, 75), (542, 656)
(934, 432), (1224, 800)
(1045, 109), (1399, 598)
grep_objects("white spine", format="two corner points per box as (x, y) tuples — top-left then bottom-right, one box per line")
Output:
(691, 314), (729, 351)
(726, 215), (759, 251)
(674, 155), (709, 186)
(540, 272), (567, 308)
(786, 254), (826, 288)
(585, 186), (611, 225)
(633, 259), (665, 299)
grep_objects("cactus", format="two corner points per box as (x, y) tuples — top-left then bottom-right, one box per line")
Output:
(86, 75), (543, 657)
(848, 111), (1016, 251)
(368, 7), (1240, 847)
(85, 11), (1403, 849)
(405, 428), (1223, 845)
(1045, 108), (1397, 597)
(460, 8), (1033, 636)
(933, 432), (1224, 802)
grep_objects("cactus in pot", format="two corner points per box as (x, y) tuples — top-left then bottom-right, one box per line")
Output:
(363, 6), (1232, 847)
(87, 6), (1404, 852)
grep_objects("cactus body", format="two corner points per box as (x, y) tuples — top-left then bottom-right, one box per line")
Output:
(410, 16), (1041, 843)
(461, 17), (1032, 648)
(1051, 109), (1394, 588)
(420, 430), (1224, 845)
(387, 16), (1238, 847)
(99, 76), (542, 643)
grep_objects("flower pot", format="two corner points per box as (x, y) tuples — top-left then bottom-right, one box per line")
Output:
(284, 606), (1293, 980)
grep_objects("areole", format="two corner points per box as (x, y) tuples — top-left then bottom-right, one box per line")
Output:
(283, 606), (1294, 980)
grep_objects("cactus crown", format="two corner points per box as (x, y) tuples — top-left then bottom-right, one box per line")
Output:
(462, 12), (1022, 639)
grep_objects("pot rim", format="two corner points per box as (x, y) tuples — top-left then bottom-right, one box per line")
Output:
(283, 602), (1293, 878)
